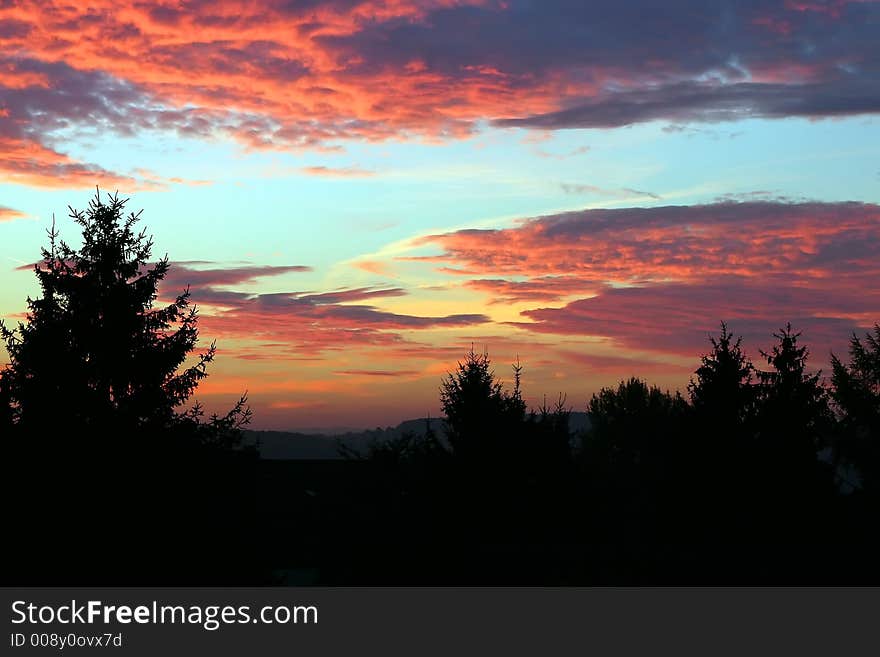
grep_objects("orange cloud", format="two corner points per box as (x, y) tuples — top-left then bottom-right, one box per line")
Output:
(0, 205), (26, 222)
(0, 136), (141, 190)
(5, 1), (875, 186)
(352, 260), (395, 276)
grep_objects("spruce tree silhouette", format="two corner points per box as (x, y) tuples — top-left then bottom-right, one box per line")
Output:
(831, 324), (880, 495)
(440, 347), (514, 461)
(1, 190), (256, 584)
(753, 325), (834, 548)
(685, 323), (757, 549)
(756, 325), (831, 474)
(688, 322), (755, 429)
(438, 349), (544, 577)
(0, 191), (249, 439)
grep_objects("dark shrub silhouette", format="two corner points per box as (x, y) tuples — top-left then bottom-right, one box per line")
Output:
(1, 191), (256, 584)
(585, 378), (687, 484)
(0, 368), (11, 434)
(527, 392), (573, 478)
(580, 379), (689, 575)
(328, 351), (577, 583)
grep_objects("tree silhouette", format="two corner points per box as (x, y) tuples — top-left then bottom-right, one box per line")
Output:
(440, 347), (524, 460)
(688, 322), (755, 429)
(0, 369), (12, 436)
(751, 325), (835, 543)
(529, 392), (573, 474)
(1, 190), (255, 584)
(586, 378), (688, 486)
(756, 324), (831, 467)
(684, 323), (759, 541)
(831, 324), (880, 494)
(4, 193), (878, 586)
(0, 190), (248, 441)
(582, 378), (689, 554)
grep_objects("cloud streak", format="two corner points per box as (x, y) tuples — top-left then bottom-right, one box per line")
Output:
(155, 261), (490, 356)
(161, 263), (313, 292)
(560, 183), (661, 200)
(0, 206), (26, 222)
(493, 78), (880, 131)
(299, 165), (375, 178)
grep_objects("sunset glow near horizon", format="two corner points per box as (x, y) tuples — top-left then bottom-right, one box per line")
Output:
(1, 1), (879, 430)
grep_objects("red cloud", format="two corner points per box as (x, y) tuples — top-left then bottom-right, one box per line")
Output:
(2, 1), (878, 186)
(418, 201), (880, 284)
(515, 280), (871, 359)
(463, 276), (603, 304)
(418, 201), (880, 363)
(555, 350), (692, 376)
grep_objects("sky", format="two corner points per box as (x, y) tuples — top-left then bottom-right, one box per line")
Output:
(1, 0), (879, 430)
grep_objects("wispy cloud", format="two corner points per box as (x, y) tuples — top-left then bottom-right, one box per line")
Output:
(335, 370), (420, 377)
(161, 263), (313, 293)
(0, 206), (26, 222)
(560, 183), (661, 200)
(352, 260), (396, 277)
(299, 166), (375, 178)
(158, 264), (491, 355)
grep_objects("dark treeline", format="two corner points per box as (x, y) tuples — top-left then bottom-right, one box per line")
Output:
(310, 324), (880, 584)
(2, 193), (880, 584)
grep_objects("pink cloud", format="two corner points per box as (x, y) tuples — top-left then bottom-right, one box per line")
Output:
(418, 201), (880, 285)
(515, 280), (868, 360)
(299, 166), (375, 177)
(463, 276), (603, 304)
(417, 200), (880, 364)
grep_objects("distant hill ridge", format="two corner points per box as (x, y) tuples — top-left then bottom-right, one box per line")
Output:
(246, 413), (590, 460)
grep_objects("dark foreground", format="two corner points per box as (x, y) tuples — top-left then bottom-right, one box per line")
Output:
(5, 447), (880, 586)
